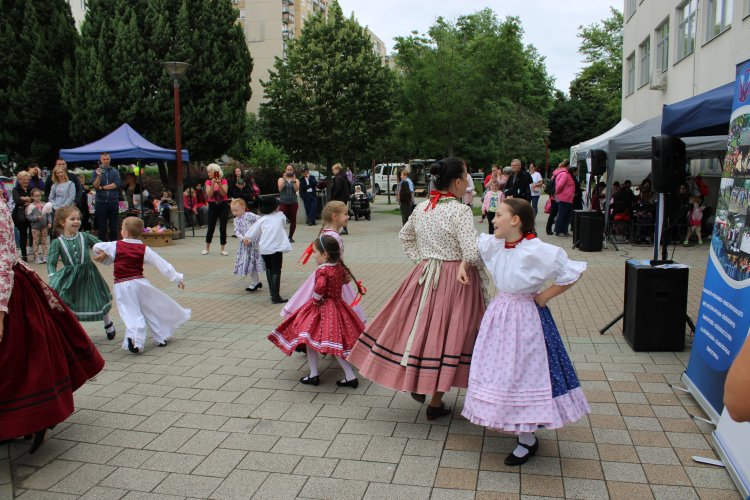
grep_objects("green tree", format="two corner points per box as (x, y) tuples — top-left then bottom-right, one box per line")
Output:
(548, 8), (623, 149)
(66, 0), (252, 162)
(0, 0), (78, 166)
(395, 10), (555, 168)
(260, 1), (396, 172)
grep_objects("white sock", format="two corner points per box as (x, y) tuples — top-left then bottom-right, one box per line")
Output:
(250, 272), (259, 286)
(306, 349), (319, 377)
(103, 314), (114, 330)
(335, 356), (356, 381)
(513, 432), (536, 457)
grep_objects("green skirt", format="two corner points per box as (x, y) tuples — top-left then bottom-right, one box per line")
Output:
(49, 261), (112, 322)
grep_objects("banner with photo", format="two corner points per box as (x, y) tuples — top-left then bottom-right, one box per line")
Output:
(683, 59), (750, 497)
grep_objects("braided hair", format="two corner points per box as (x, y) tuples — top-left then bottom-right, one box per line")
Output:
(314, 235), (365, 296)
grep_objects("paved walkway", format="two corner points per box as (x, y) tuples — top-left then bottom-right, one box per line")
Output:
(1, 197), (741, 499)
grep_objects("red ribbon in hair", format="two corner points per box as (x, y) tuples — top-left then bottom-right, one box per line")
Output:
(425, 190), (457, 211)
(298, 243), (314, 264)
(350, 281), (367, 307)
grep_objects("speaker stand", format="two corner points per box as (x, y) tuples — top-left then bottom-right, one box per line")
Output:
(599, 312), (696, 335)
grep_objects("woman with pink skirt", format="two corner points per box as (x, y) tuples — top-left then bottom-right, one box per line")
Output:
(348, 157), (485, 420)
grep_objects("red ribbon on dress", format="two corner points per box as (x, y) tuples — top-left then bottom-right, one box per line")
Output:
(350, 281), (367, 307)
(424, 190), (457, 211)
(298, 242), (314, 264)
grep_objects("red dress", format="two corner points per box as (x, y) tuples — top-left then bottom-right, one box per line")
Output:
(0, 198), (104, 441)
(269, 263), (365, 357)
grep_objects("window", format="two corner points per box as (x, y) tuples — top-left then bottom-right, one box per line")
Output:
(639, 37), (650, 87)
(626, 0), (637, 20)
(706, 0), (732, 40)
(626, 52), (635, 96)
(677, 0), (697, 60)
(655, 20), (669, 73)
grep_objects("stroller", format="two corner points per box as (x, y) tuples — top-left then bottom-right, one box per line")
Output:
(350, 182), (372, 221)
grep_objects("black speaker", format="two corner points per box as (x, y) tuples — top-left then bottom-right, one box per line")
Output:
(573, 210), (604, 252)
(622, 261), (688, 351)
(590, 149), (607, 177)
(652, 135), (686, 193)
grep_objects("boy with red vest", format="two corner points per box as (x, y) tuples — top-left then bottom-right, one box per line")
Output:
(93, 217), (190, 353)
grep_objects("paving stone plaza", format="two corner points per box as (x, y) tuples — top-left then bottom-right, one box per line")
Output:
(0, 197), (742, 499)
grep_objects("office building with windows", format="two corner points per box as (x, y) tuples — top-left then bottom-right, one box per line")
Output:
(622, 0), (750, 123)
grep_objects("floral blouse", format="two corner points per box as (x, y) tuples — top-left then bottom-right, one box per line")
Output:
(399, 197), (481, 266)
(0, 197), (18, 312)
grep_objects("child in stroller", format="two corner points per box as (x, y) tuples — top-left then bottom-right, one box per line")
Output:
(350, 183), (371, 221)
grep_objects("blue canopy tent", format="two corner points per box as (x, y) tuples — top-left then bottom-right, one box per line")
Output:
(59, 123), (189, 162)
(60, 124), (190, 236)
(661, 82), (734, 137)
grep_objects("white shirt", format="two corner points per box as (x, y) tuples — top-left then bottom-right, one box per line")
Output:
(478, 234), (585, 294)
(93, 238), (183, 284)
(244, 211), (292, 255)
(530, 171), (543, 196)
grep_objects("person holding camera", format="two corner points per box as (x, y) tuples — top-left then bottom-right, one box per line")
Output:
(278, 164), (300, 243)
(92, 153), (122, 242)
(203, 163), (229, 255)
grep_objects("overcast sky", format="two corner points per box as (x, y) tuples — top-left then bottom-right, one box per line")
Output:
(336, 0), (621, 94)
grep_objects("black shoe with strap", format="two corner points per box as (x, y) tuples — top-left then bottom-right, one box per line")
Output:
(105, 322), (116, 340)
(425, 402), (451, 421)
(299, 375), (320, 386)
(504, 438), (539, 466)
(410, 392), (426, 403)
(336, 378), (359, 388)
(127, 338), (140, 354)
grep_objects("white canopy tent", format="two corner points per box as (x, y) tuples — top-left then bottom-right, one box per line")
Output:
(570, 118), (634, 163)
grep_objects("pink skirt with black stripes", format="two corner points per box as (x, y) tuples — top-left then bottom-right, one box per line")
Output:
(347, 260), (485, 394)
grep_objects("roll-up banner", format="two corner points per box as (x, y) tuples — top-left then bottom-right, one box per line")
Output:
(683, 59), (750, 498)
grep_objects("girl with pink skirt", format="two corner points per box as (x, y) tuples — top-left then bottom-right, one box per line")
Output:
(348, 158), (485, 420)
(462, 198), (590, 466)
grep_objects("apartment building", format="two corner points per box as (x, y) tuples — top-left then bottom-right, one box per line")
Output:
(622, 0), (750, 123)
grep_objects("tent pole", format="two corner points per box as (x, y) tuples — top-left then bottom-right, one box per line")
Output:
(138, 160), (144, 222)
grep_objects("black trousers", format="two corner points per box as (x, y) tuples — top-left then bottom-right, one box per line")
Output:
(486, 211), (496, 234)
(262, 252), (283, 272)
(206, 202), (229, 245)
(545, 200), (558, 235)
(95, 200), (120, 242)
(302, 195), (317, 224)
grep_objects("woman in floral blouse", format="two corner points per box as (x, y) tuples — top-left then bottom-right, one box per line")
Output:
(348, 157), (486, 420)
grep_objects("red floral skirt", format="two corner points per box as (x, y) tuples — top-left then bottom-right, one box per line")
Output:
(0, 263), (104, 440)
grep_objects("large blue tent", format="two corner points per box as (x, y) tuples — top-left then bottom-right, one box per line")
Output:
(661, 82), (734, 137)
(59, 124), (189, 162)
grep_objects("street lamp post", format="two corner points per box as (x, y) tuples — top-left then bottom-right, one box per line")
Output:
(163, 61), (190, 239)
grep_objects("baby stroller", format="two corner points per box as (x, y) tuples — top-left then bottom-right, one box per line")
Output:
(350, 182), (372, 221)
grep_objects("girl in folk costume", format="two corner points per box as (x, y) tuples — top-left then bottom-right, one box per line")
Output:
(282, 201), (366, 323)
(462, 198), (590, 466)
(348, 158), (486, 420)
(269, 235), (366, 387)
(685, 195), (705, 245)
(0, 195), (104, 454)
(25, 188), (52, 263)
(93, 217), (190, 353)
(230, 198), (265, 291)
(47, 206), (115, 338)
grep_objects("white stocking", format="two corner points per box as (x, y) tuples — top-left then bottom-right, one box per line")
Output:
(306, 349), (319, 377)
(335, 356), (356, 381)
(250, 271), (259, 286)
(513, 432), (536, 457)
(103, 314), (114, 330)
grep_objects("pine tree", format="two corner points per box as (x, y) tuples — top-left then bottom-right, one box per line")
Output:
(260, 1), (396, 170)
(0, 0), (78, 167)
(66, 0), (253, 162)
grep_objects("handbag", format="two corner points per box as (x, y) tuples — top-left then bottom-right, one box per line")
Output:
(543, 198), (552, 214)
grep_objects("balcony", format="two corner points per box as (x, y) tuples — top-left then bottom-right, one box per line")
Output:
(284, 0), (294, 5)
(282, 11), (294, 24)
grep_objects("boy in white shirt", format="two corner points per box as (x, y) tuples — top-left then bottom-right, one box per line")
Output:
(243, 197), (292, 304)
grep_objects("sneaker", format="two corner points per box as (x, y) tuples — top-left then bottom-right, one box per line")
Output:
(34, 256), (42, 264)
(683, 240), (689, 245)
(201, 249), (209, 255)
(42, 256), (47, 263)
(699, 240), (703, 245)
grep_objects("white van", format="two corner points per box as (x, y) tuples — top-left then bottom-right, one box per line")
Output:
(372, 163), (406, 195)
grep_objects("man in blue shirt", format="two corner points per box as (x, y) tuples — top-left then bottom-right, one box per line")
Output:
(92, 152), (122, 241)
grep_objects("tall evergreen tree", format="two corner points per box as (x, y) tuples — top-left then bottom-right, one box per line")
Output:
(259, 1), (396, 170)
(66, 0), (252, 162)
(0, 0), (78, 166)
